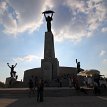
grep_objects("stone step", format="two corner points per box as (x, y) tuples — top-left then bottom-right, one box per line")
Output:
(0, 87), (107, 97)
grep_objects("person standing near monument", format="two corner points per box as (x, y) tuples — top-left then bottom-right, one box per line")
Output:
(37, 79), (44, 102)
(72, 75), (80, 90)
(28, 79), (34, 97)
(69, 77), (72, 88)
(7, 63), (17, 78)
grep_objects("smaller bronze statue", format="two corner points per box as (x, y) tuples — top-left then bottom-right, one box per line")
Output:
(76, 59), (80, 73)
(7, 63), (17, 78)
(42, 10), (55, 32)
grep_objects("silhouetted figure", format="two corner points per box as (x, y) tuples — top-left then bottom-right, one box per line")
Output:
(44, 80), (49, 87)
(69, 77), (72, 87)
(94, 75), (100, 87)
(59, 79), (62, 87)
(44, 14), (53, 32)
(7, 63), (17, 78)
(72, 75), (80, 90)
(16, 75), (18, 80)
(31, 76), (36, 94)
(76, 59), (81, 73)
(37, 79), (44, 102)
(43, 10), (55, 32)
(34, 76), (38, 87)
(93, 81), (101, 95)
(28, 79), (34, 97)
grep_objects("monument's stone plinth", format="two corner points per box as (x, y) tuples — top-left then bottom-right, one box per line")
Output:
(5, 77), (16, 87)
(41, 32), (59, 81)
(41, 58), (59, 80)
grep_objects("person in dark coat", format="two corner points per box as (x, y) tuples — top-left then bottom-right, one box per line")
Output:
(28, 79), (34, 97)
(93, 81), (101, 95)
(37, 79), (44, 102)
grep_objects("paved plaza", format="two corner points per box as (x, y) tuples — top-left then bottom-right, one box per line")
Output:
(0, 88), (107, 107)
(0, 96), (107, 107)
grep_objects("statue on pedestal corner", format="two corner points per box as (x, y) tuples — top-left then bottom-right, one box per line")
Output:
(76, 59), (80, 73)
(7, 63), (17, 78)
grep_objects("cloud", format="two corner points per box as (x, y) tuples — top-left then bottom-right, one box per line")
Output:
(0, 1), (7, 13)
(0, 0), (107, 41)
(102, 27), (107, 32)
(1, 11), (17, 34)
(51, 0), (107, 41)
(0, 1), (17, 33)
(0, 1), (7, 23)
(99, 50), (106, 56)
(0, 0), (47, 35)
(103, 59), (107, 64)
(13, 55), (42, 62)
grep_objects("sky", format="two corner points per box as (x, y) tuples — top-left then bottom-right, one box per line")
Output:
(0, 0), (107, 82)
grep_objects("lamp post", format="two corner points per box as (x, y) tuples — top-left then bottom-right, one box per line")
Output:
(42, 10), (55, 32)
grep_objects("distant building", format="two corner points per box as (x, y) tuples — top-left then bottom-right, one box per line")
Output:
(23, 66), (81, 83)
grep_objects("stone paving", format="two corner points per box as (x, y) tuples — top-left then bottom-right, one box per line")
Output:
(0, 96), (107, 107)
(0, 88), (107, 107)
(0, 87), (107, 97)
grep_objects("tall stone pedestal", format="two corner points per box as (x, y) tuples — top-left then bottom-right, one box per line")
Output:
(41, 58), (59, 80)
(41, 32), (59, 81)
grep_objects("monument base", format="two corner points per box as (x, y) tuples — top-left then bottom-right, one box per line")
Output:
(5, 77), (16, 87)
(41, 58), (59, 81)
